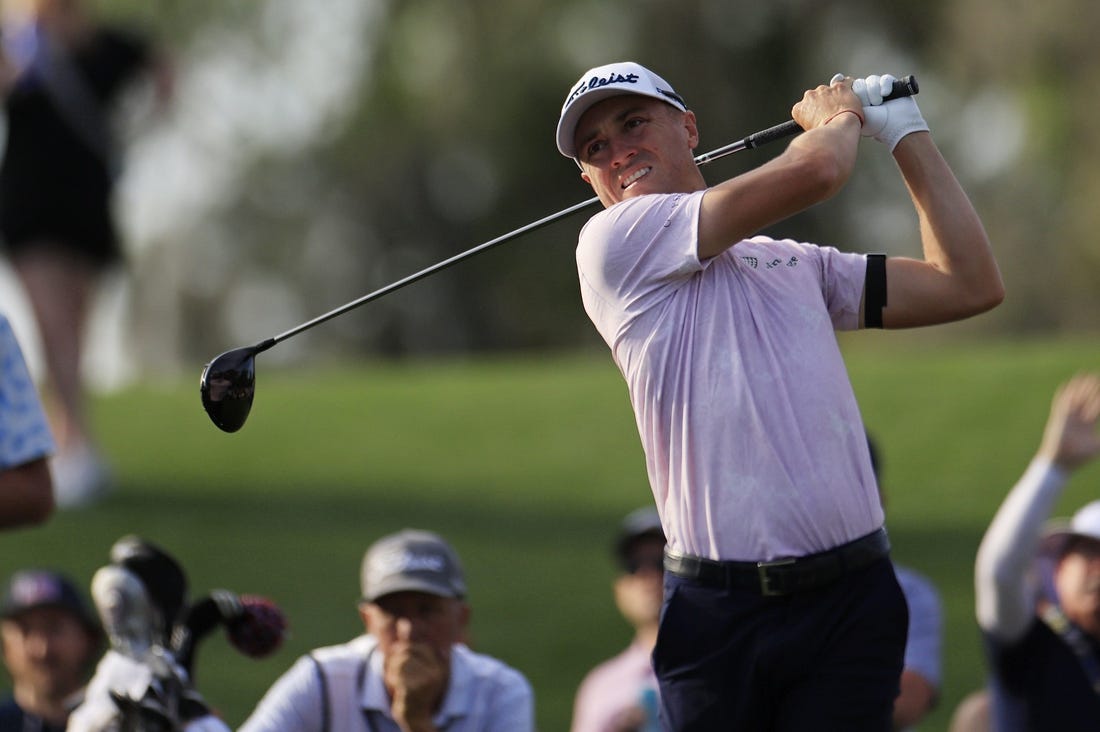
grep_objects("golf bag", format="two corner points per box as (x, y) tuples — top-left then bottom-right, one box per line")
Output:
(66, 536), (287, 732)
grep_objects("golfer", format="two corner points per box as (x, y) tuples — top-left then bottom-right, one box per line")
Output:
(557, 61), (1003, 730)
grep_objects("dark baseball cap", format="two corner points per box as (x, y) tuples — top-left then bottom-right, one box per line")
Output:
(614, 506), (665, 566)
(361, 529), (467, 603)
(1, 569), (99, 632)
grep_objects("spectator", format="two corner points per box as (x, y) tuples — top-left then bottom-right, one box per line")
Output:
(572, 507), (665, 732)
(0, 569), (102, 731)
(0, 311), (54, 527)
(0, 0), (171, 507)
(241, 528), (535, 732)
(975, 372), (1100, 730)
(867, 433), (943, 730)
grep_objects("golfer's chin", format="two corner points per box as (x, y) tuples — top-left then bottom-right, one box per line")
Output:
(618, 180), (657, 202)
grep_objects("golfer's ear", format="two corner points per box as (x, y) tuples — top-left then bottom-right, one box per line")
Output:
(683, 109), (700, 148)
(581, 170), (592, 185)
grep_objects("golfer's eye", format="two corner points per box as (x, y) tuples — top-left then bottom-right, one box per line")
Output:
(585, 140), (607, 158)
(625, 116), (646, 131)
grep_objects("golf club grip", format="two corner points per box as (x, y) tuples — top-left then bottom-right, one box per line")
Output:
(744, 74), (919, 149)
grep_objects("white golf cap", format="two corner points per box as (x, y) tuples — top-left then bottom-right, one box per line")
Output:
(556, 61), (687, 159)
(1040, 500), (1100, 557)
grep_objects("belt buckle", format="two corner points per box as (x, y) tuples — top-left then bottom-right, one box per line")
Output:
(756, 558), (796, 596)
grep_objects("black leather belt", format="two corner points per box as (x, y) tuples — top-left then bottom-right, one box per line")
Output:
(663, 527), (890, 597)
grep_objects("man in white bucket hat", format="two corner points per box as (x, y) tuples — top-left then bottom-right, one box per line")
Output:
(976, 372), (1100, 730)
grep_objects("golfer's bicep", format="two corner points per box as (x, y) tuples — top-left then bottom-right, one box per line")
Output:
(876, 257), (970, 329)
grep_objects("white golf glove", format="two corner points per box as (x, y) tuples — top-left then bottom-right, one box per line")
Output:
(831, 73), (929, 151)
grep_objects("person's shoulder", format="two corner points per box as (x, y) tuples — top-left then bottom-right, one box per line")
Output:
(579, 192), (703, 254)
(452, 644), (531, 687)
(308, 634), (375, 669)
(587, 191), (700, 226)
(578, 642), (651, 690)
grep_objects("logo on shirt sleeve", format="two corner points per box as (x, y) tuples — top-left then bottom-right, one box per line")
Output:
(740, 255), (798, 270)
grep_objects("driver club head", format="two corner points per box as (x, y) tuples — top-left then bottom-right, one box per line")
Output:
(200, 346), (259, 432)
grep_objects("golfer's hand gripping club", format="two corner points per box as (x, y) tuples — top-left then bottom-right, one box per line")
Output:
(830, 73), (926, 150)
(694, 74), (919, 166)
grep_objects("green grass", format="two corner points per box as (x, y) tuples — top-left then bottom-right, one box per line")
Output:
(2, 335), (1099, 730)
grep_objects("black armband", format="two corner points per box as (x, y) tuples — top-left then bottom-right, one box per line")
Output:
(864, 253), (887, 329)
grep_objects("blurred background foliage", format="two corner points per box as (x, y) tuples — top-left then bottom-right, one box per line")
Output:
(3, 0), (1086, 390)
(1, 1), (1097, 728)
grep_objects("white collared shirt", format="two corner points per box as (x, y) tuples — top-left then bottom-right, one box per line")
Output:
(240, 635), (534, 732)
(577, 191), (883, 561)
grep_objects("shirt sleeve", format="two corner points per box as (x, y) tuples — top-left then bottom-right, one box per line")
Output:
(578, 194), (702, 298)
(0, 315), (54, 470)
(814, 244), (867, 332)
(239, 655), (325, 732)
(482, 669), (535, 732)
(975, 457), (1068, 641)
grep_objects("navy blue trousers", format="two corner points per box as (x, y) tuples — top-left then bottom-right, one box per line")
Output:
(654, 557), (907, 731)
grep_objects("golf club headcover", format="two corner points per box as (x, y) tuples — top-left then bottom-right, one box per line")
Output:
(850, 74), (929, 151)
(172, 590), (245, 673)
(226, 595), (287, 658)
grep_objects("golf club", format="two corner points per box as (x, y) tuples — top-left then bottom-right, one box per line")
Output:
(201, 75), (919, 432)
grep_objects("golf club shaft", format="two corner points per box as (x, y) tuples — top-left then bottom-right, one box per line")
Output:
(256, 75), (918, 351)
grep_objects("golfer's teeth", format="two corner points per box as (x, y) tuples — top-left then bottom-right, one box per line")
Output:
(622, 167), (651, 188)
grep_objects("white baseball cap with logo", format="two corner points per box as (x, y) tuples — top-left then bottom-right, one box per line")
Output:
(556, 61), (688, 159)
(1040, 500), (1100, 557)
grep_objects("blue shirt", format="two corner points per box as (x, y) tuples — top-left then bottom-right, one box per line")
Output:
(0, 314), (54, 469)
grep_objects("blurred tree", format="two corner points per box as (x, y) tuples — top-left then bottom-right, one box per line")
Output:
(83, 0), (1100, 373)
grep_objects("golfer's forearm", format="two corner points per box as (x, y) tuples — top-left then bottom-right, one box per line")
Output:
(0, 458), (54, 527)
(894, 133), (1004, 315)
(699, 118), (859, 258)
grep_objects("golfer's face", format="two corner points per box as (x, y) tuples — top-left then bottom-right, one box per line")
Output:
(575, 96), (700, 207)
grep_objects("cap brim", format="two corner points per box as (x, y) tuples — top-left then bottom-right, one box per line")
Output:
(557, 86), (631, 158)
(1038, 519), (1100, 557)
(363, 578), (460, 603)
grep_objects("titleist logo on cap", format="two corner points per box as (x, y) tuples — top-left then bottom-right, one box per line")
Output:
(567, 71), (641, 106)
(371, 548), (446, 579)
